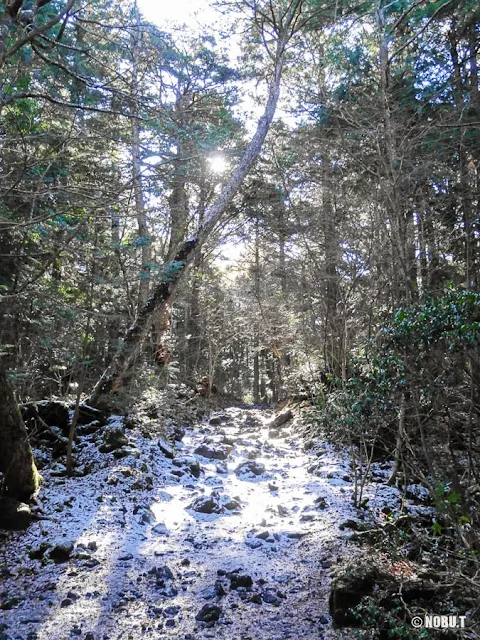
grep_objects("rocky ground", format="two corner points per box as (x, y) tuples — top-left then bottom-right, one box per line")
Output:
(0, 405), (430, 640)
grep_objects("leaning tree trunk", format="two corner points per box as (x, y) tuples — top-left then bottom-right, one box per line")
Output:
(88, 7), (302, 406)
(0, 367), (41, 499)
(89, 239), (198, 403)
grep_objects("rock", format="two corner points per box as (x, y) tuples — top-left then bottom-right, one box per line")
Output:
(29, 542), (51, 559)
(118, 553), (134, 561)
(286, 531), (306, 539)
(277, 505), (289, 517)
(194, 444), (232, 460)
(255, 531), (270, 540)
(50, 541), (74, 562)
(268, 483), (278, 491)
(249, 593), (262, 604)
(154, 565), (175, 581)
(216, 463), (228, 474)
(84, 633), (95, 640)
(152, 523), (169, 536)
(173, 425), (186, 442)
(76, 404), (106, 426)
(189, 495), (221, 514)
(61, 597), (73, 607)
(339, 519), (359, 531)
(180, 558), (190, 566)
(229, 573), (253, 590)
(195, 603), (222, 623)
(158, 585), (178, 597)
(329, 565), (377, 626)
(268, 429), (280, 439)
(235, 461), (266, 477)
(173, 456), (201, 478)
(214, 491), (241, 511)
(246, 539), (263, 549)
(158, 438), (174, 459)
(262, 592), (282, 606)
(0, 498), (32, 530)
(222, 435), (237, 446)
(215, 581), (226, 597)
(76, 420), (102, 437)
(164, 605), (181, 617)
(21, 400), (69, 434)
(267, 409), (293, 430)
(99, 427), (128, 453)
(114, 446), (139, 460)
(200, 586), (217, 599)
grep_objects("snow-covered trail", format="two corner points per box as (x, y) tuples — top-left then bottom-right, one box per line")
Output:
(0, 406), (390, 640)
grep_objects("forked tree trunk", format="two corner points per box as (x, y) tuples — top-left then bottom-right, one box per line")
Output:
(89, 9), (301, 406)
(0, 367), (41, 499)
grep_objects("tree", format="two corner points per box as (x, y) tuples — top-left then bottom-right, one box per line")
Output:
(0, 366), (41, 498)
(89, 0), (314, 404)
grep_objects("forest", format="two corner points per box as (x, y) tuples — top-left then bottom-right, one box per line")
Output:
(0, 0), (479, 638)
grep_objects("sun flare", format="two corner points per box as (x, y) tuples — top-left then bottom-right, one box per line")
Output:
(209, 155), (228, 174)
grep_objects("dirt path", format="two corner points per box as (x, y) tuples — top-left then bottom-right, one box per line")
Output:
(1, 406), (394, 640)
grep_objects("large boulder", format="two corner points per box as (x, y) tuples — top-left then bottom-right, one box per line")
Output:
(21, 400), (69, 435)
(235, 460), (266, 477)
(329, 564), (378, 626)
(329, 561), (440, 628)
(0, 498), (32, 530)
(267, 409), (293, 431)
(195, 603), (222, 623)
(190, 495), (222, 514)
(158, 438), (175, 459)
(75, 404), (106, 426)
(194, 443), (232, 460)
(172, 456), (201, 478)
(99, 427), (129, 453)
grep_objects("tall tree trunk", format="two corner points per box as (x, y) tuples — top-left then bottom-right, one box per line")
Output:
(89, 13), (297, 405)
(131, 7), (151, 306)
(0, 366), (41, 499)
(449, 21), (476, 288)
(377, 1), (414, 303)
(253, 220), (261, 403)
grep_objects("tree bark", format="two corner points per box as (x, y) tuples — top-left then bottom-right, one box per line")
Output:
(0, 366), (41, 499)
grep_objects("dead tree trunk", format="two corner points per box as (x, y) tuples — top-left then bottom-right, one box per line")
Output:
(0, 366), (41, 499)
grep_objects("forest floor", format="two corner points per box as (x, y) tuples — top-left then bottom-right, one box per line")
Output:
(0, 405), (430, 640)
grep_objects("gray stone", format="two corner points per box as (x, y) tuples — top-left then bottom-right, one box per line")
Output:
(195, 603), (222, 623)
(158, 438), (174, 459)
(173, 456), (201, 478)
(255, 531), (270, 540)
(152, 523), (169, 536)
(263, 592), (282, 606)
(194, 444), (232, 460)
(99, 427), (128, 453)
(235, 461), (266, 477)
(246, 539), (263, 549)
(190, 495), (221, 514)
(267, 409), (293, 430)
